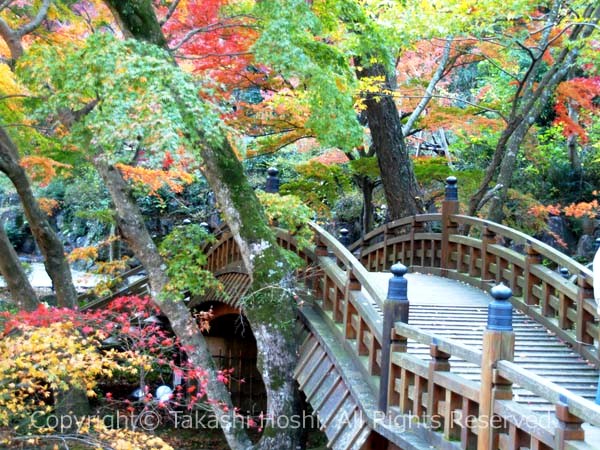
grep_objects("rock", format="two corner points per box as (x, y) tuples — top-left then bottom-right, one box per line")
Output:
(576, 234), (596, 261)
(537, 216), (577, 252)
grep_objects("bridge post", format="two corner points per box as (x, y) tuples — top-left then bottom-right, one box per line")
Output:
(481, 226), (496, 284)
(554, 398), (585, 447)
(339, 228), (350, 247)
(441, 176), (458, 276)
(264, 167), (280, 193)
(478, 284), (514, 450)
(379, 262), (409, 413)
(523, 244), (541, 304)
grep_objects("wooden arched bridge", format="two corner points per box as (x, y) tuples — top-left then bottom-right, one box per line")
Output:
(84, 178), (600, 450)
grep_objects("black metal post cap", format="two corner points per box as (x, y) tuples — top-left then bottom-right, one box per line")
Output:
(339, 228), (350, 247)
(445, 176), (458, 201)
(446, 176), (457, 186)
(559, 267), (570, 279)
(265, 167), (280, 193)
(488, 283), (513, 331)
(388, 262), (408, 301)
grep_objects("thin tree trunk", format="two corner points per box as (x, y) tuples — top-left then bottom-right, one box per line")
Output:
(0, 217), (39, 310)
(486, 122), (531, 223)
(0, 128), (77, 308)
(358, 62), (423, 220)
(356, 175), (374, 233)
(95, 160), (254, 450)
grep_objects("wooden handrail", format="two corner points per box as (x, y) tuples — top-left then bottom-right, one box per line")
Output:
(451, 214), (593, 281)
(497, 359), (600, 427)
(309, 222), (384, 309)
(394, 321), (482, 365)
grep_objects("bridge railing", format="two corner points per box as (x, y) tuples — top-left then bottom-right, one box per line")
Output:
(384, 281), (600, 449)
(307, 222), (385, 378)
(352, 177), (599, 365)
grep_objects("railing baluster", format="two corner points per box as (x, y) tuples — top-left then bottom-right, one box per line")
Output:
(481, 226), (496, 282)
(427, 338), (451, 433)
(554, 399), (585, 447)
(524, 244), (542, 305)
(576, 273), (594, 346)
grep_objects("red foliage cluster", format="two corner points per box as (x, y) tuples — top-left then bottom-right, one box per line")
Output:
(0, 296), (225, 414)
(161, 0), (260, 93)
(553, 76), (600, 142)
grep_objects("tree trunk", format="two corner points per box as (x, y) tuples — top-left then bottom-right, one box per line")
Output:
(102, 4), (303, 448)
(0, 217), (39, 310)
(486, 121), (531, 223)
(103, 0), (167, 47)
(356, 175), (374, 233)
(0, 128), (78, 308)
(95, 160), (255, 449)
(198, 142), (302, 450)
(566, 103), (582, 175)
(358, 63), (423, 220)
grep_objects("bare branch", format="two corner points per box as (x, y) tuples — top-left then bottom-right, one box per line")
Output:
(160, 0), (181, 25)
(174, 51), (253, 60)
(0, 0), (13, 12)
(16, 0), (51, 37)
(395, 94), (508, 122)
(169, 19), (258, 51)
(477, 184), (504, 211)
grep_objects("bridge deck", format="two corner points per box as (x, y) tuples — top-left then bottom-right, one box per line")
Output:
(363, 271), (600, 442)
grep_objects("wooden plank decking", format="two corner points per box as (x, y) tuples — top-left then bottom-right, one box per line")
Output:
(365, 271), (600, 444)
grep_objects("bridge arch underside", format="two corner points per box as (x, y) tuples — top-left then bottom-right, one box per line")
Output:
(191, 267), (410, 449)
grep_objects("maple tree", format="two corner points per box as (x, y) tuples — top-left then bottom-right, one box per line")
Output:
(0, 296), (215, 448)
(460, 1), (600, 221)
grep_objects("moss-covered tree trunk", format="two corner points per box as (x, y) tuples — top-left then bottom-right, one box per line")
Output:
(101, 4), (303, 448)
(0, 220), (39, 310)
(199, 143), (302, 450)
(0, 128), (78, 308)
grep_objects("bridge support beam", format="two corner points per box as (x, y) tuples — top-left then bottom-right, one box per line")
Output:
(478, 284), (515, 450)
(379, 263), (409, 413)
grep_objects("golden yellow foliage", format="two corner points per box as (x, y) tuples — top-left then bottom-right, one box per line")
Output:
(38, 197), (60, 216)
(67, 246), (99, 263)
(0, 321), (149, 429)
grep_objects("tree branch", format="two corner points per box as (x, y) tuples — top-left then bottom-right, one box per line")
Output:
(160, 0), (181, 25)
(169, 20), (257, 51)
(477, 183), (504, 211)
(402, 37), (453, 135)
(16, 0), (51, 37)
